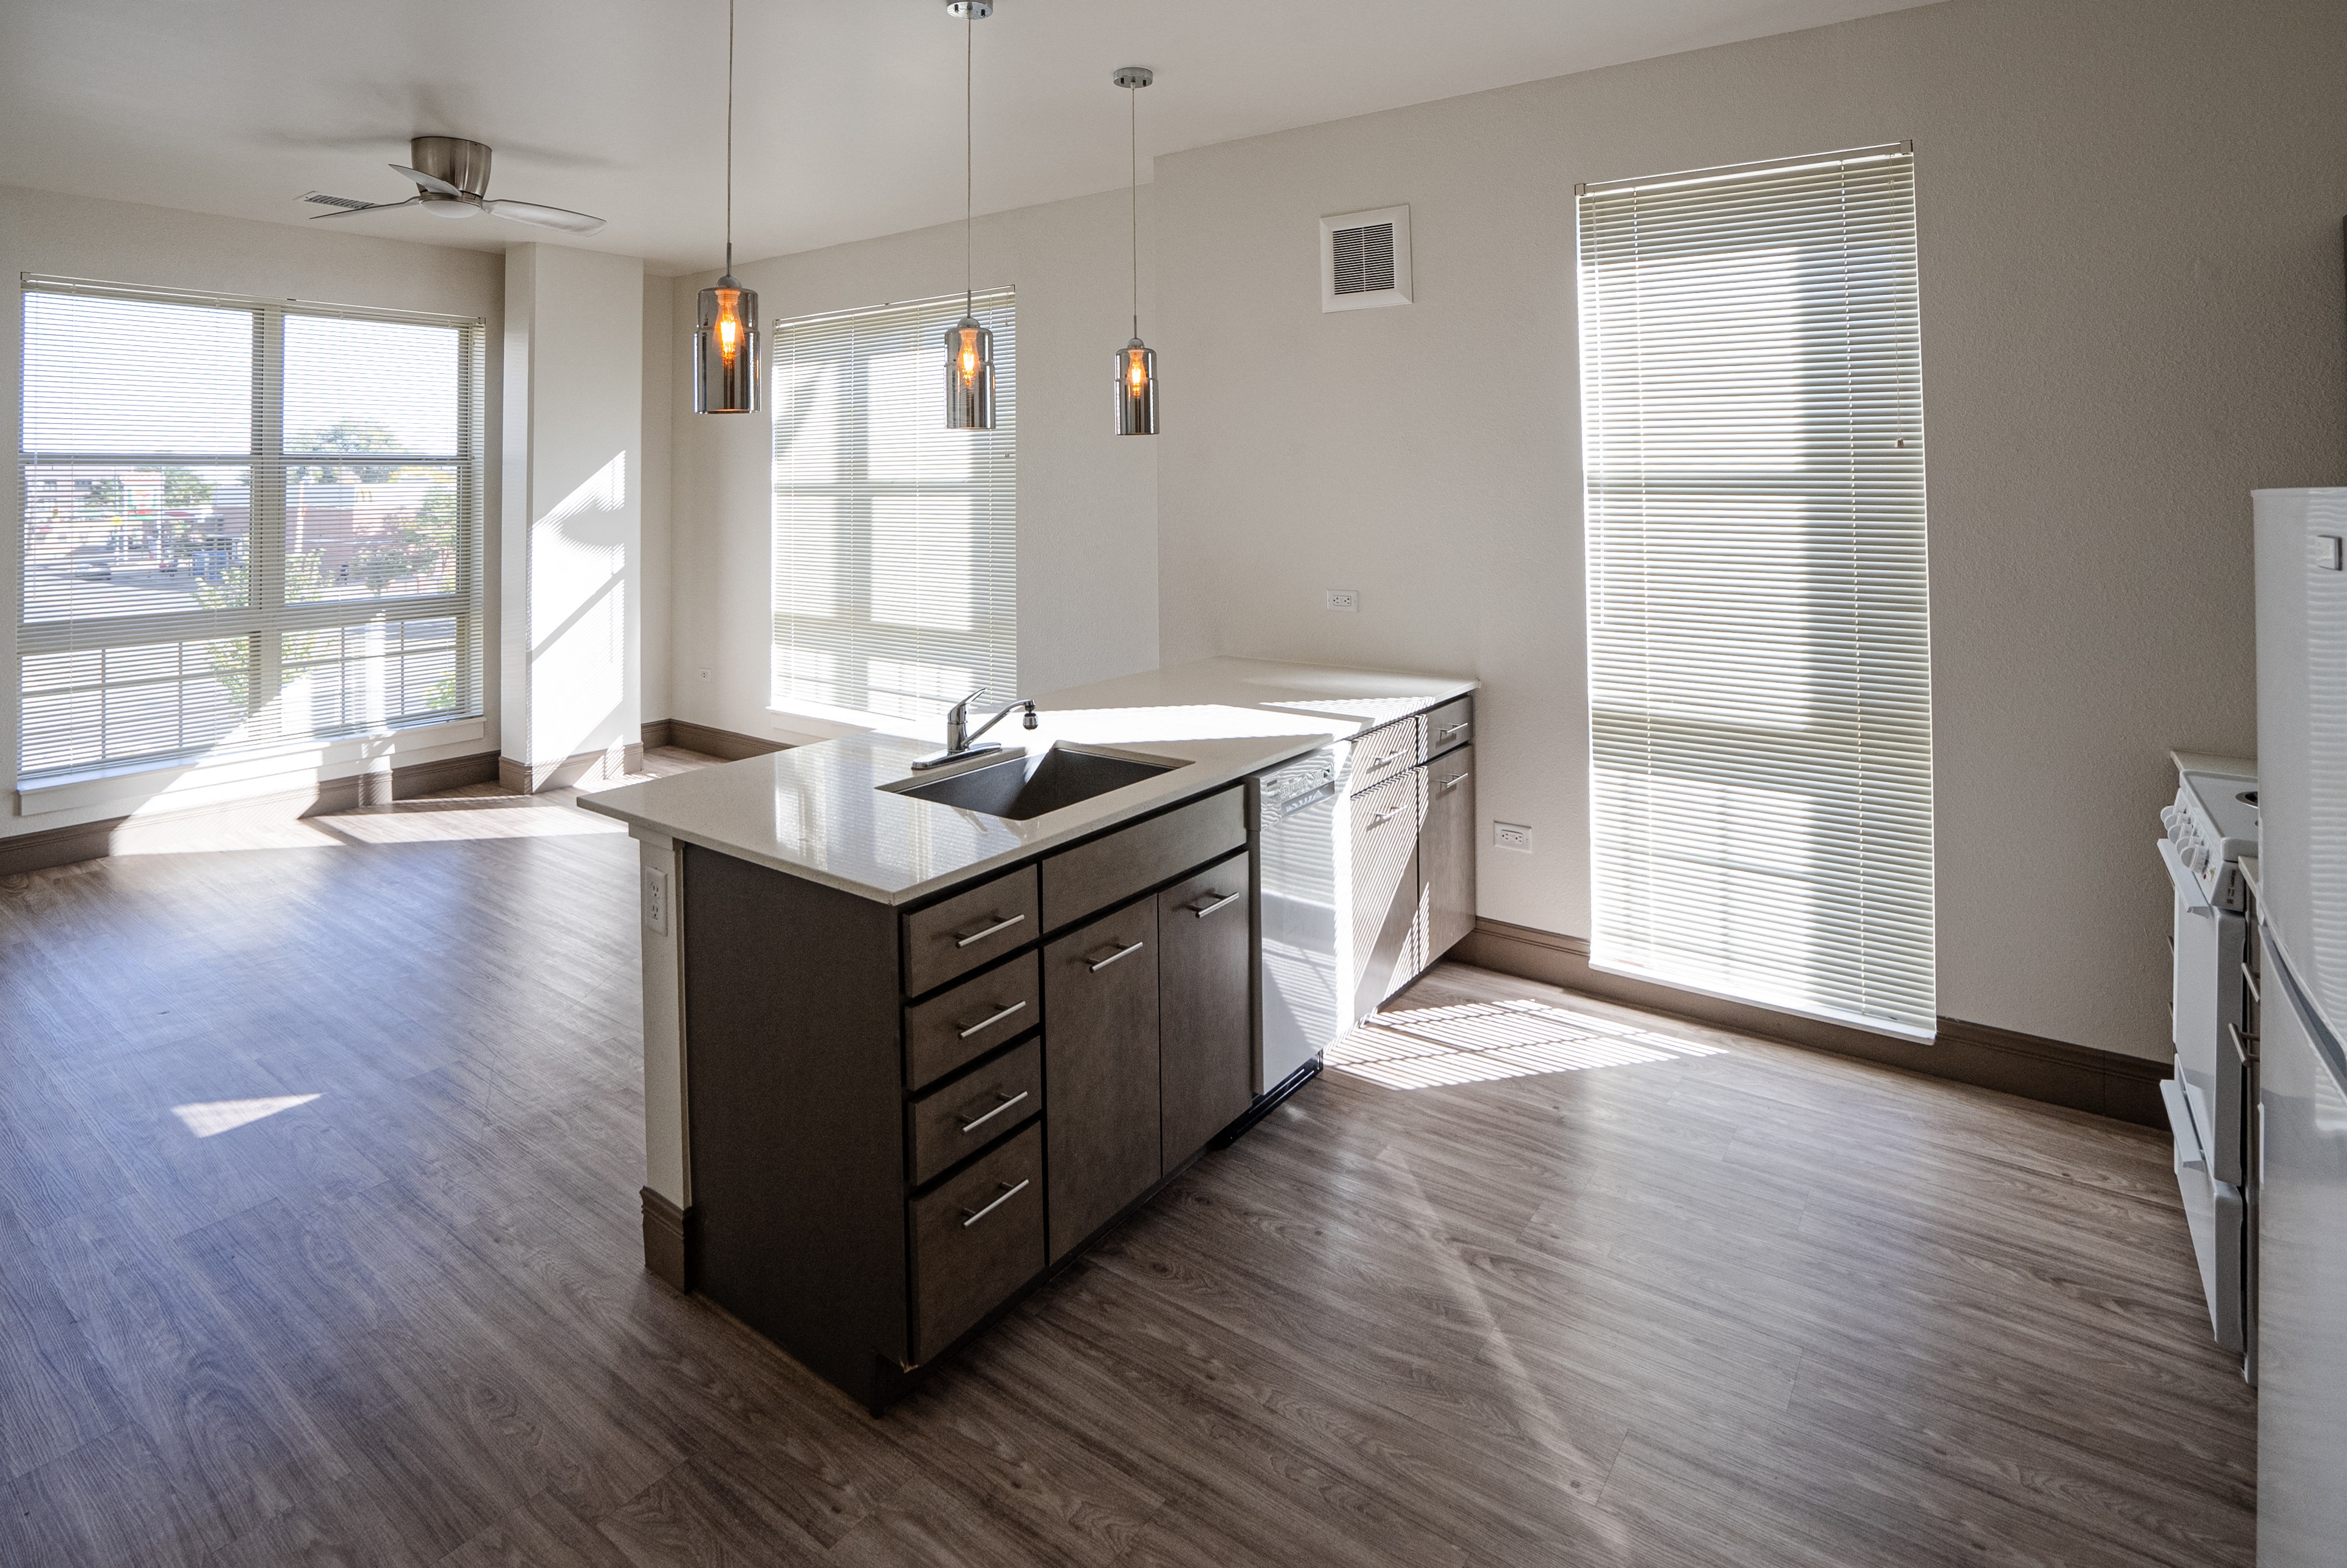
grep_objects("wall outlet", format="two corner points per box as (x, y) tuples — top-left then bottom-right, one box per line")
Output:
(1325, 588), (1360, 613)
(642, 866), (670, 934)
(1494, 822), (1533, 853)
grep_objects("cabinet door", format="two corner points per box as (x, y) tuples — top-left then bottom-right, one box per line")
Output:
(1158, 851), (1254, 1169)
(1043, 899), (1160, 1260)
(1420, 744), (1476, 963)
(1351, 769), (1421, 1020)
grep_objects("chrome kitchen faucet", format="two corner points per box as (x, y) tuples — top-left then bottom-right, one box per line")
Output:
(912, 690), (1038, 770)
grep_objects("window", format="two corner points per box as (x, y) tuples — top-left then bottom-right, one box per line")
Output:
(1576, 146), (1936, 1036)
(16, 277), (485, 782)
(770, 290), (1015, 727)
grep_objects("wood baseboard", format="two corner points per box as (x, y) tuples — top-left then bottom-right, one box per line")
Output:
(655, 718), (788, 762)
(641, 1187), (691, 1291)
(1454, 917), (2167, 1129)
(0, 751), (502, 878)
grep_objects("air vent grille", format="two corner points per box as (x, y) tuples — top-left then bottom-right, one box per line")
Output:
(1319, 205), (1411, 312)
(1331, 222), (1396, 295)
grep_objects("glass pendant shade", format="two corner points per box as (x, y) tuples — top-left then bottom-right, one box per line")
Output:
(944, 314), (995, 430)
(693, 276), (760, 414)
(1115, 337), (1157, 436)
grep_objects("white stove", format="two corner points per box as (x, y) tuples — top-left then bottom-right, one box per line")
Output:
(2157, 756), (2259, 1374)
(2163, 769), (2260, 910)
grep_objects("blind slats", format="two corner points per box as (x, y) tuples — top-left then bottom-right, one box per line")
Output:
(770, 291), (1017, 727)
(18, 283), (485, 782)
(1578, 148), (1936, 1037)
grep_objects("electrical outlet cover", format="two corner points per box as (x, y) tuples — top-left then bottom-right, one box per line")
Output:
(1325, 588), (1360, 612)
(1494, 822), (1533, 853)
(643, 866), (670, 933)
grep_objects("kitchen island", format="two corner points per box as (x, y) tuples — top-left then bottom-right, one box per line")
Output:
(580, 656), (1476, 1408)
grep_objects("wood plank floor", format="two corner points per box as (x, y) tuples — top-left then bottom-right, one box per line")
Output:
(0, 754), (2254, 1566)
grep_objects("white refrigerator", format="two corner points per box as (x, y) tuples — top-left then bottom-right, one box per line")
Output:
(2253, 487), (2347, 1566)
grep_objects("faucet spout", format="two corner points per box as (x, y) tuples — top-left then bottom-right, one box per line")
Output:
(911, 693), (1038, 771)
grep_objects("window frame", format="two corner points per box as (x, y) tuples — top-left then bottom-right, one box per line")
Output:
(14, 274), (488, 788)
(1575, 145), (1937, 1038)
(767, 287), (1017, 736)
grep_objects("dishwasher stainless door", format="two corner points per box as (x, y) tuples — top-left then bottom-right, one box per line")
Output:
(1258, 750), (1344, 1093)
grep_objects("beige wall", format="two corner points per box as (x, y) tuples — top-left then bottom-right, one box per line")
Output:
(642, 275), (675, 725)
(1153, 0), (2347, 1059)
(665, 185), (1158, 746)
(0, 183), (504, 839)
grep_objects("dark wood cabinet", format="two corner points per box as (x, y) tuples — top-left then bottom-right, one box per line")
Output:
(1043, 898), (1162, 1260)
(1158, 851), (1254, 1168)
(910, 1123), (1045, 1361)
(1419, 743), (1475, 962)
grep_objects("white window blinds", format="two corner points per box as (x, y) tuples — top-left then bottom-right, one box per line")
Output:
(771, 290), (1016, 727)
(1577, 145), (1936, 1037)
(18, 277), (486, 782)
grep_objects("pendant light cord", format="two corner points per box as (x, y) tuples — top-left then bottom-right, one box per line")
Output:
(964, 7), (974, 316)
(1129, 84), (1138, 338)
(724, 0), (735, 277)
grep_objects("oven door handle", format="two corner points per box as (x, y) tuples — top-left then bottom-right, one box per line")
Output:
(2159, 838), (2216, 918)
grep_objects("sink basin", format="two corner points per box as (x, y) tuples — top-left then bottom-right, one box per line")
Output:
(888, 746), (1180, 820)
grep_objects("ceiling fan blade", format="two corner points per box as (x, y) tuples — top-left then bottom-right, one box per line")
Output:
(308, 197), (422, 221)
(390, 163), (466, 196)
(483, 199), (607, 235)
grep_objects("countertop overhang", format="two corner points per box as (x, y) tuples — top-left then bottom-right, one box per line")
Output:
(577, 657), (1477, 905)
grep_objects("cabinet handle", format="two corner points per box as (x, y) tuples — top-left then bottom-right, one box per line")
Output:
(955, 999), (1028, 1040)
(1368, 807), (1403, 829)
(1087, 940), (1146, 972)
(1369, 750), (1406, 770)
(1439, 771), (1471, 792)
(1437, 723), (1469, 740)
(958, 1089), (1029, 1133)
(960, 1178), (1030, 1228)
(1187, 889), (1243, 919)
(954, 912), (1026, 948)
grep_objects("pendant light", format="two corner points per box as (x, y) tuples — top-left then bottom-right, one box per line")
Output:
(1111, 66), (1157, 436)
(693, 0), (760, 414)
(944, 0), (996, 430)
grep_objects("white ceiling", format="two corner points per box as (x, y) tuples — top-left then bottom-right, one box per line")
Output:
(0, 0), (1939, 274)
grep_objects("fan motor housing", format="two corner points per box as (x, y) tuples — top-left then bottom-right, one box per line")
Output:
(411, 136), (493, 202)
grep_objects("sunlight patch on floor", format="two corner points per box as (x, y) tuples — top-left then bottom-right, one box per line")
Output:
(1328, 998), (1728, 1089)
(171, 1093), (320, 1137)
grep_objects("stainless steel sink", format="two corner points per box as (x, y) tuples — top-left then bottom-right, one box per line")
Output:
(885, 745), (1181, 820)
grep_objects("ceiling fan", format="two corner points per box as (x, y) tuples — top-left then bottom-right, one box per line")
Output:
(304, 136), (606, 235)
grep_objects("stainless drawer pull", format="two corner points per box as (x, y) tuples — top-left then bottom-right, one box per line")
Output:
(1437, 722), (1469, 740)
(1087, 940), (1146, 972)
(954, 912), (1026, 949)
(1368, 807), (1403, 829)
(961, 1178), (1030, 1228)
(958, 1089), (1029, 1133)
(1439, 771), (1471, 792)
(955, 999), (1028, 1040)
(1187, 889), (1243, 919)
(1369, 750), (1406, 769)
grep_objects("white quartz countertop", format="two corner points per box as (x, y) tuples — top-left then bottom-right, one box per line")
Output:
(577, 657), (1477, 904)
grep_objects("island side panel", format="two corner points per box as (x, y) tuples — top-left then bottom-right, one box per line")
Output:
(634, 831), (692, 1287)
(682, 843), (910, 1394)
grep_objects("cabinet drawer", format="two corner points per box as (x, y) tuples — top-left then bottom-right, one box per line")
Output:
(904, 949), (1040, 1090)
(902, 864), (1040, 996)
(909, 1037), (1043, 1186)
(910, 1123), (1045, 1363)
(1350, 719), (1419, 794)
(1423, 698), (1472, 761)
(1040, 788), (1245, 933)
